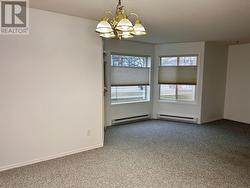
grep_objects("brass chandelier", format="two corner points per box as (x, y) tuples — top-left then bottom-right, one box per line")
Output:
(96, 0), (146, 40)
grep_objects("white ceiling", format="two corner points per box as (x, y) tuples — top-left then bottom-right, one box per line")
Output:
(30, 0), (250, 44)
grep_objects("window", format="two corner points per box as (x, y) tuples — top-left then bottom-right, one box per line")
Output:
(179, 56), (197, 66)
(111, 55), (150, 67)
(159, 84), (176, 100)
(111, 55), (151, 104)
(111, 86), (150, 103)
(161, 57), (177, 66)
(160, 85), (195, 101)
(159, 56), (197, 102)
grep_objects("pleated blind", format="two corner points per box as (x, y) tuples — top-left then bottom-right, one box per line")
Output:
(111, 67), (150, 86)
(158, 66), (197, 85)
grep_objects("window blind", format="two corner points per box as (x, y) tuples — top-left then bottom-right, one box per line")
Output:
(111, 67), (150, 86)
(158, 66), (197, 85)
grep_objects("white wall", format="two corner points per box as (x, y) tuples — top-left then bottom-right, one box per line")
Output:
(0, 9), (104, 171)
(200, 42), (228, 123)
(104, 40), (154, 126)
(153, 42), (205, 123)
(224, 43), (250, 124)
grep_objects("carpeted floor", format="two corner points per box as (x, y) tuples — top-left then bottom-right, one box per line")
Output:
(0, 120), (250, 188)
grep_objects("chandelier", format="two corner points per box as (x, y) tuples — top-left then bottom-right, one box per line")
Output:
(96, 0), (146, 40)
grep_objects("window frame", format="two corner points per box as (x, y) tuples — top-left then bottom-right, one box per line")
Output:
(159, 55), (198, 103)
(110, 53), (151, 105)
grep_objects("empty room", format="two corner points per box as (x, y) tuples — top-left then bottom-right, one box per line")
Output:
(0, 0), (249, 187)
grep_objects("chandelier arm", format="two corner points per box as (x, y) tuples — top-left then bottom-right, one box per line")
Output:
(130, 13), (138, 18)
(129, 13), (139, 22)
(105, 11), (114, 19)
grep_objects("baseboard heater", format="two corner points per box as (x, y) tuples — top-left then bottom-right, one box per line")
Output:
(158, 114), (198, 123)
(112, 114), (150, 125)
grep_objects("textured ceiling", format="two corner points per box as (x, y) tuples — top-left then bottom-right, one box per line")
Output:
(30, 0), (250, 44)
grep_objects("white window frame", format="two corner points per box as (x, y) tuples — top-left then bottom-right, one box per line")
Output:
(159, 55), (198, 103)
(110, 53), (151, 105)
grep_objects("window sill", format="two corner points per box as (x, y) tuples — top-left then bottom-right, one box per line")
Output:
(111, 100), (150, 105)
(158, 100), (197, 105)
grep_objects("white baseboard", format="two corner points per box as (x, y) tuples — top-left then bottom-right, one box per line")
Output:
(0, 143), (103, 172)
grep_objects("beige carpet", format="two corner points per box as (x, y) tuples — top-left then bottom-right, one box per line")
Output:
(0, 120), (250, 188)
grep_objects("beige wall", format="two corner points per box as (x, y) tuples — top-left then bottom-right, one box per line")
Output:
(200, 42), (228, 123)
(224, 43), (250, 124)
(0, 9), (104, 171)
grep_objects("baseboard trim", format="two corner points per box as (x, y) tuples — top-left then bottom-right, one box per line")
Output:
(223, 118), (250, 125)
(0, 143), (103, 172)
(200, 117), (223, 124)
